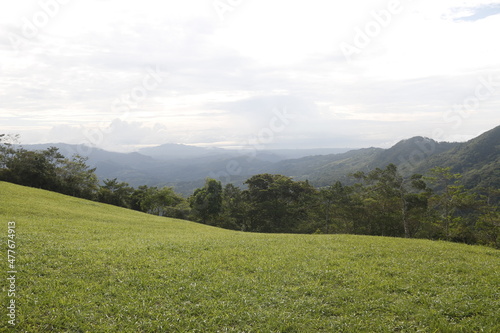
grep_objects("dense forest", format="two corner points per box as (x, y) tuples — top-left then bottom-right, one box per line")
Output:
(1, 133), (499, 248)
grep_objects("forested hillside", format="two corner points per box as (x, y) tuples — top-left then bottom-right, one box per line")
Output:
(415, 125), (500, 190)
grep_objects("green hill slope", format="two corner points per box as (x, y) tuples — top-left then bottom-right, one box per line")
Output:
(266, 147), (384, 186)
(1, 182), (499, 332)
(415, 124), (500, 189)
(265, 139), (460, 187)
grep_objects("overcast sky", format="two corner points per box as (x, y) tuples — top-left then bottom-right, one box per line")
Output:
(1, 0), (499, 152)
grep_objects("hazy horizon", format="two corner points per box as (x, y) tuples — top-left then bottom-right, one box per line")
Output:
(17, 125), (492, 155)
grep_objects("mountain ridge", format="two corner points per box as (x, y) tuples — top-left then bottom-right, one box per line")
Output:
(18, 124), (500, 194)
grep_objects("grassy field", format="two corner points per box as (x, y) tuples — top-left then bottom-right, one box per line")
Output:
(1, 181), (499, 332)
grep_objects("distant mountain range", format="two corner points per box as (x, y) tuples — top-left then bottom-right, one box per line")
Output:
(22, 125), (500, 195)
(21, 143), (352, 194)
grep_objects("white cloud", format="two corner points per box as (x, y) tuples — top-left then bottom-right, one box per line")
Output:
(0, 0), (499, 151)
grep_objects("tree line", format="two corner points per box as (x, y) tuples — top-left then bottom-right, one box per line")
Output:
(190, 169), (499, 249)
(1, 135), (498, 248)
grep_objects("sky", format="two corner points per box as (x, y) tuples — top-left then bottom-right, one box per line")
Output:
(1, 0), (499, 152)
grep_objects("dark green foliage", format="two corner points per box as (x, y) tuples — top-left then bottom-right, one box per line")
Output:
(130, 185), (150, 211)
(182, 166), (498, 249)
(243, 174), (317, 233)
(97, 178), (134, 208)
(0, 138), (98, 199)
(132, 185), (188, 218)
(219, 183), (248, 230)
(189, 178), (223, 224)
(317, 181), (363, 234)
(426, 167), (481, 243)
(55, 155), (99, 199)
(1, 148), (61, 190)
(351, 164), (432, 238)
(467, 187), (500, 248)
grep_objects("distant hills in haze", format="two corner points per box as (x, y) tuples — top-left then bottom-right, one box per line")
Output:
(137, 144), (352, 162)
(22, 125), (500, 195)
(22, 143), (354, 194)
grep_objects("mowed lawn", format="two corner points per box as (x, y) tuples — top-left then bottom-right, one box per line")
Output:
(1, 181), (499, 332)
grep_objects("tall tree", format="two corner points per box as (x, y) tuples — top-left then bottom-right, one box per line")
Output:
(1, 148), (62, 190)
(98, 178), (134, 208)
(220, 183), (247, 230)
(319, 181), (360, 234)
(426, 167), (477, 241)
(476, 188), (500, 248)
(244, 174), (316, 233)
(189, 178), (223, 225)
(353, 164), (430, 238)
(0, 139), (99, 200)
(56, 155), (99, 199)
(0, 134), (19, 170)
(141, 186), (185, 217)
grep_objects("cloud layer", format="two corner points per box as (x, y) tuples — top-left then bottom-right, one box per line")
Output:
(1, 0), (499, 151)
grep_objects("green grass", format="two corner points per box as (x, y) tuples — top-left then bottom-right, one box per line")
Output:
(1, 181), (499, 332)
